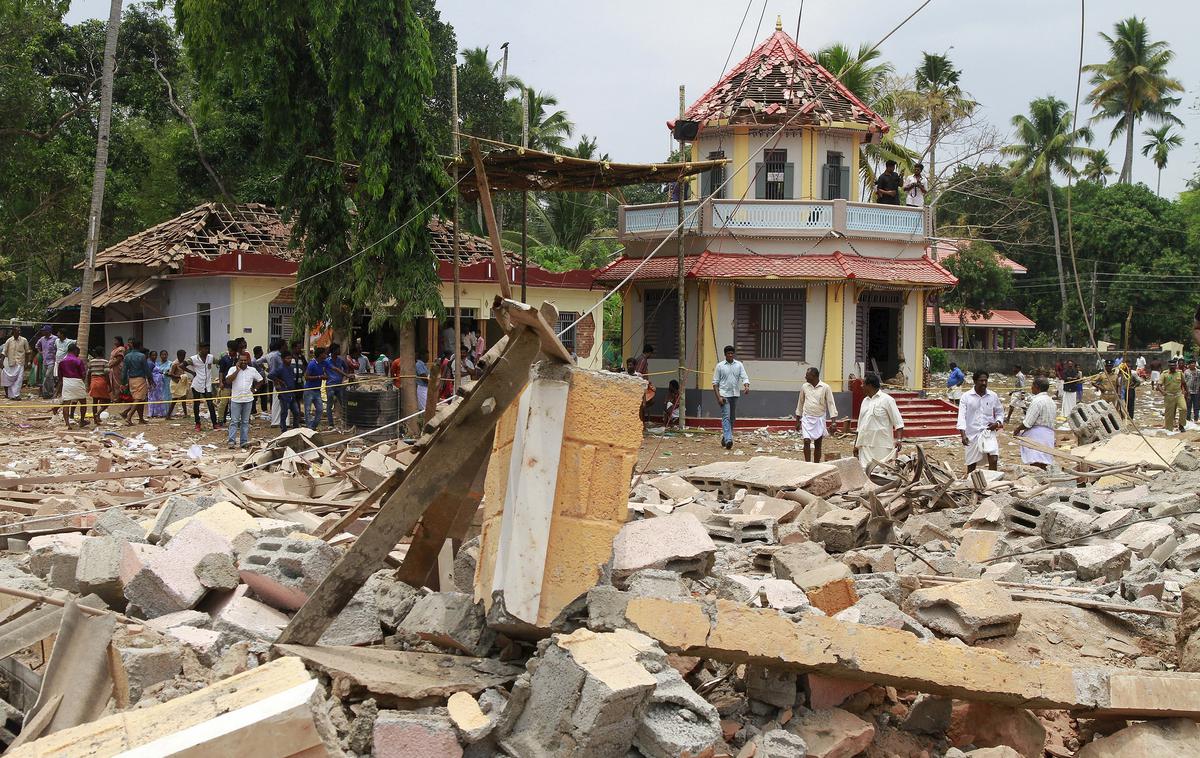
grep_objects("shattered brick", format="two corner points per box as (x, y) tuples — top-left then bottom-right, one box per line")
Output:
(611, 513), (717, 579)
(903, 580), (1021, 644)
(399, 592), (495, 657)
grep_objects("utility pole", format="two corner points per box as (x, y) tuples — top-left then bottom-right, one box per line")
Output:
(1089, 262), (1097, 326)
(521, 87), (529, 302)
(496, 42), (509, 235)
(452, 66), (461, 395)
(76, 0), (123, 355)
(676, 85), (688, 431)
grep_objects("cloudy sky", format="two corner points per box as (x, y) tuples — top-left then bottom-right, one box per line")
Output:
(69, 0), (1199, 197)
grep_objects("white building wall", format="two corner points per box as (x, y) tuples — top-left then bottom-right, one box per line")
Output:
(142, 277), (232, 354)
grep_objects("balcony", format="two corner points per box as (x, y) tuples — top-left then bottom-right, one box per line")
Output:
(617, 198), (929, 243)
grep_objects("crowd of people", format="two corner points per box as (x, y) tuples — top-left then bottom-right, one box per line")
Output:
(0, 323), (493, 449)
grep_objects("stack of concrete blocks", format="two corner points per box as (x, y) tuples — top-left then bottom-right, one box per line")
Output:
(1068, 400), (1122, 445)
(475, 363), (646, 631)
(237, 535), (339, 611)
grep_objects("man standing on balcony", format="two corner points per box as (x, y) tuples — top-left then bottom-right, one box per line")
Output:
(712, 345), (750, 450)
(903, 162), (926, 207)
(874, 160), (902, 205)
(958, 370), (1004, 473)
(795, 367), (838, 463)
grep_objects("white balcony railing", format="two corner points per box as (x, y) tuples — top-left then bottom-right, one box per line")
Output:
(618, 198), (928, 242)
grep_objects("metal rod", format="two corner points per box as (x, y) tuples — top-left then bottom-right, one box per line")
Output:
(452, 66), (461, 394)
(677, 85), (688, 430)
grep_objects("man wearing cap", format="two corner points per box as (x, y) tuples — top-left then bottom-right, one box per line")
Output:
(904, 162), (927, 207)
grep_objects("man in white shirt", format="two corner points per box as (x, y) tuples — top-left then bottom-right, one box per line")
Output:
(225, 353), (264, 450)
(1136, 355), (1147, 372)
(854, 372), (904, 467)
(184, 344), (219, 431)
(957, 370), (1004, 472)
(2, 328), (31, 400)
(1014, 365), (1026, 390)
(903, 162), (926, 207)
(711, 345), (750, 450)
(794, 367), (838, 463)
(1015, 376), (1056, 470)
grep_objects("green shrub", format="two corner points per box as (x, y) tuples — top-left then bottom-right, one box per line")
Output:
(925, 347), (948, 372)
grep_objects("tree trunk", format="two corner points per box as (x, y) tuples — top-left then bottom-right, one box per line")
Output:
(396, 317), (418, 423)
(928, 120), (941, 347)
(76, 0), (123, 355)
(1157, 167), (1162, 196)
(1119, 105), (1135, 184)
(1045, 180), (1069, 346)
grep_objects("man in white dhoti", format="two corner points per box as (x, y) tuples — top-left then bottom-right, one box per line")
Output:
(854, 373), (904, 468)
(958, 370), (1004, 473)
(794, 367), (839, 463)
(1015, 376), (1056, 470)
(1, 327), (31, 400)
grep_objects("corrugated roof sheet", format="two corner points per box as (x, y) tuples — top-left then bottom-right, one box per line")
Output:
(681, 29), (887, 131)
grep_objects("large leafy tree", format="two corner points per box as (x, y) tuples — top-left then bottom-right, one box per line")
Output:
(1083, 17), (1183, 185)
(1002, 96), (1092, 345)
(941, 241), (1014, 347)
(175, 0), (446, 337)
(1140, 125), (1183, 196)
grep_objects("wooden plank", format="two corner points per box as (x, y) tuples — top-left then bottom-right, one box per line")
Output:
(0, 468), (184, 489)
(469, 139), (512, 300)
(313, 469), (402, 541)
(500, 298), (573, 364)
(278, 328), (542, 646)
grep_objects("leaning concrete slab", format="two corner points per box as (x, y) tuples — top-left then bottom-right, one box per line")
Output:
(610, 594), (1200, 716)
(729, 456), (842, 498)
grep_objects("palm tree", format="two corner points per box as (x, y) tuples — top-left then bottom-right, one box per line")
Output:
(1002, 96), (1093, 345)
(1082, 149), (1116, 185)
(523, 89), (573, 153)
(817, 43), (915, 195)
(1140, 125), (1183, 195)
(1083, 17), (1183, 184)
(896, 53), (978, 202)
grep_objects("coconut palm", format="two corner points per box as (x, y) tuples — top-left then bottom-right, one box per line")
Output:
(1140, 125), (1183, 196)
(523, 89), (573, 153)
(1083, 17), (1183, 184)
(1082, 149), (1116, 185)
(895, 53), (978, 202)
(1002, 96), (1093, 345)
(817, 43), (915, 196)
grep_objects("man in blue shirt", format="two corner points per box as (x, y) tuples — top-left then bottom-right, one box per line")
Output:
(711, 345), (750, 450)
(325, 343), (353, 430)
(303, 346), (328, 430)
(217, 340), (239, 424)
(946, 362), (966, 404)
(270, 350), (301, 433)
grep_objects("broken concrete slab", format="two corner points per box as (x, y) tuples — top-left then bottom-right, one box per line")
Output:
(811, 508), (869, 553)
(238, 535), (339, 611)
(147, 494), (205, 544)
(275, 644), (523, 707)
(117, 645), (183, 703)
(611, 512), (717, 580)
(647, 474), (701, 502)
(903, 580), (1021, 644)
(92, 509), (147, 543)
(319, 578), (383, 647)
(1116, 521), (1176, 559)
(1076, 717), (1200, 757)
(212, 586), (290, 642)
(828, 457), (869, 493)
(834, 594), (931, 638)
(738, 493), (802, 522)
(161, 500), (258, 545)
(729, 456), (841, 498)
(28, 533), (85, 592)
(1056, 542), (1133, 582)
(957, 529), (1005, 563)
(166, 626), (225, 666)
(722, 574), (812, 613)
(399, 591), (495, 657)
(757, 728), (809, 757)
(680, 460), (750, 492)
(787, 707), (875, 758)
(124, 520), (234, 617)
(634, 656), (721, 758)
(374, 711), (463, 758)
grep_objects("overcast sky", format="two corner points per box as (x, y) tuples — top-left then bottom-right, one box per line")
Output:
(69, 0), (1199, 197)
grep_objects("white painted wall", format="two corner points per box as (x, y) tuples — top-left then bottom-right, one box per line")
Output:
(142, 277), (232, 354)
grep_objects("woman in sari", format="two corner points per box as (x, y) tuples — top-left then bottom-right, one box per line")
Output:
(148, 349), (170, 417)
(107, 337), (126, 408)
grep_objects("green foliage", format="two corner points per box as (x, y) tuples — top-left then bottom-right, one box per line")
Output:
(176, 0), (446, 330)
(941, 241), (1014, 319)
(925, 346), (947, 372)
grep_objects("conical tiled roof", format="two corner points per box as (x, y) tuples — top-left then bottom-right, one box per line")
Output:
(682, 28), (887, 132)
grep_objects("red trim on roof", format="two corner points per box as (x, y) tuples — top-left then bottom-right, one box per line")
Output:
(927, 240), (1027, 275)
(437, 259), (594, 288)
(594, 251), (957, 287)
(180, 252), (298, 277)
(926, 307), (1036, 329)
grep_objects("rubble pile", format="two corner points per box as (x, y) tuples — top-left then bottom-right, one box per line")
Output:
(2, 323), (1200, 756)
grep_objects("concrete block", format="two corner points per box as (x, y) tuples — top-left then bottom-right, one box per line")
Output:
(957, 529), (1005, 563)
(829, 457), (869, 493)
(92, 509), (148, 542)
(1056, 542), (1133, 582)
(612, 513), (717, 579)
(904, 579), (1021, 644)
(834, 593), (931, 638)
(374, 711), (463, 758)
(118, 541), (164, 586)
(165, 626), (224, 666)
(704, 512), (778, 544)
(399, 592), (495, 656)
(811, 508), (869, 553)
(770, 541), (837, 582)
(230, 517), (305, 556)
(738, 493), (801, 522)
(1093, 508), (1137, 532)
(237, 535), (339, 611)
(503, 628), (657, 758)
(966, 498), (1005, 528)
(372, 571), (420, 630)
(162, 500), (258, 545)
(758, 729), (809, 758)
(1043, 504), (1096, 544)
(118, 645), (183, 702)
(28, 532), (86, 592)
(745, 666), (797, 708)
(211, 587), (289, 642)
(148, 495), (204, 544)
(587, 585), (634, 633)
(1169, 534), (1200, 571)
(75, 536), (127, 606)
(680, 460), (750, 492)
(981, 562), (1029, 583)
(1068, 399), (1121, 445)
(124, 520), (233, 618)
(194, 552), (239, 590)
(1003, 499), (1051, 536)
(452, 536), (480, 594)
(626, 569), (687, 599)
(840, 546), (897, 575)
(634, 665), (721, 758)
(722, 574), (812, 613)
(729, 456), (841, 498)
(319, 579), (383, 646)
(1117, 521), (1176, 559)
(1121, 559), (1164, 601)
(788, 707), (875, 758)
(145, 609), (210, 633)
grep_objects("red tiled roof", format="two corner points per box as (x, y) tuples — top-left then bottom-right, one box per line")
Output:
(594, 251), (957, 287)
(680, 29), (887, 132)
(927, 240), (1027, 275)
(926, 307), (1036, 329)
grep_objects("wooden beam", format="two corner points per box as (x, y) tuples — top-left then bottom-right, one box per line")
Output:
(0, 468), (185, 489)
(277, 328), (541, 645)
(469, 139), (512, 300)
(500, 298), (572, 364)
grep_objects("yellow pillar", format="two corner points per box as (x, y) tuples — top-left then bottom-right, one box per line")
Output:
(689, 142), (700, 198)
(850, 134), (861, 200)
(698, 281), (720, 387)
(824, 284), (845, 390)
(621, 287), (635, 364)
(801, 128), (816, 199)
(732, 127), (749, 199)
(914, 290), (926, 390)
